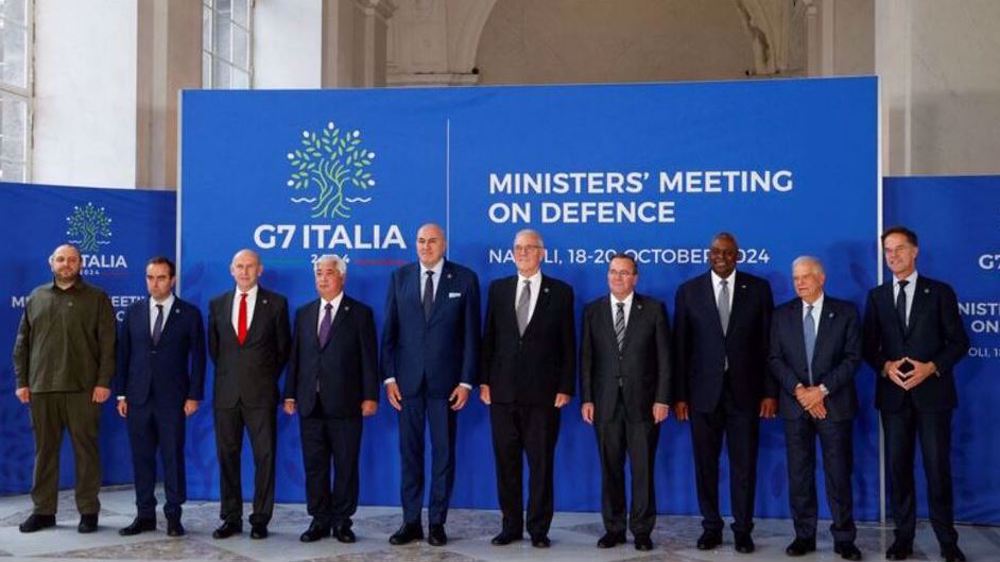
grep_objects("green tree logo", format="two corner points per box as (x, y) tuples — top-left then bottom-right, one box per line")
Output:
(286, 121), (376, 219)
(65, 203), (112, 252)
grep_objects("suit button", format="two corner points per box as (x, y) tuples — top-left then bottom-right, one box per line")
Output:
(151, 350), (157, 355)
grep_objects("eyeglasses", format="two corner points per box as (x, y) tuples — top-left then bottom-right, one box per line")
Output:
(513, 244), (542, 253)
(608, 269), (635, 277)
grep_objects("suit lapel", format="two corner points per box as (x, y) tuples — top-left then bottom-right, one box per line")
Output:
(139, 299), (153, 344)
(246, 288), (271, 343)
(156, 299), (181, 343)
(813, 300), (837, 369)
(699, 274), (726, 337)
(328, 296), (351, 346)
(906, 277), (931, 337)
(621, 295), (643, 351)
(524, 276), (552, 335)
(222, 290), (237, 341)
(788, 299), (809, 370)
(428, 262), (456, 324)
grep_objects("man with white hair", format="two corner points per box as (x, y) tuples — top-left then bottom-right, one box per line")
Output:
(769, 256), (862, 560)
(284, 254), (378, 543)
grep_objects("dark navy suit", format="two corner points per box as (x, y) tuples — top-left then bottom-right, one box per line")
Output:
(673, 270), (775, 535)
(380, 260), (480, 526)
(284, 295), (378, 529)
(863, 274), (969, 548)
(769, 295), (861, 543)
(114, 296), (205, 520)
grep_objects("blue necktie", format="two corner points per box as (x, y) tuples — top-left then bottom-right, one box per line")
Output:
(896, 279), (909, 330)
(804, 304), (816, 385)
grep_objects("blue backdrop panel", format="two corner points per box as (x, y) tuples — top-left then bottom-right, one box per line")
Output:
(180, 78), (879, 520)
(1, 182), (176, 495)
(883, 176), (1000, 524)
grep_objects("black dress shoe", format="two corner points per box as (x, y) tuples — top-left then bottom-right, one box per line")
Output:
(166, 518), (185, 537)
(941, 543), (966, 562)
(734, 532), (755, 554)
(597, 531), (626, 548)
(886, 540), (912, 560)
(212, 521), (242, 539)
(300, 524), (330, 543)
(834, 541), (862, 561)
(388, 523), (423, 545)
(531, 534), (551, 548)
(697, 530), (723, 550)
(427, 524), (447, 546)
(634, 534), (654, 551)
(119, 517), (156, 536)
(333, 523), (356, 543)
(785, 537), (816, 556)
(78, 514), (99, 534)
(491, 529), (523, 545)
(19, 514), (56, 533)
(250, 524), (268, 539)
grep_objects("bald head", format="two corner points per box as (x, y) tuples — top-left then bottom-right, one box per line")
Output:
(230, 248), (263, 292)
(416, 223), (447, 267)
(49, 244), (82, 287)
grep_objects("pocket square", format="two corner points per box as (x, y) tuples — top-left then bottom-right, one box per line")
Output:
(448, 292), (462, 298)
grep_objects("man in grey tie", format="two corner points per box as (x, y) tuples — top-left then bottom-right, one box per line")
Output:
(283, 254), (378, 543)
(672, 232), (777, 553)
(481, 229), (576, 548)
(768, 257), (862, 560)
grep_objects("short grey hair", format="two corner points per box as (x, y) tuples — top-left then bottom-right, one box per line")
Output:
(792, 255), (825, 276)
(314, 254), (347, 276)
(514, 228), (544, 248)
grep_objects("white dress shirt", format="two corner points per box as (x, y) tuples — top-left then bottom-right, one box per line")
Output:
(802, 293), (824, 338)
(231, 284), (258, 334)
(149, 293), (176, 336)
(710, 269), (735, 312)
(316, 292), (344, 335)
(421, 259), (444, 301)
(893, 270), (918, 326)
(609, 292), (634, 329)
(516, 270), (543, 325)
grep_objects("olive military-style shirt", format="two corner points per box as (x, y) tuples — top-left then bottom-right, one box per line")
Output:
(12, 277), (116, 392)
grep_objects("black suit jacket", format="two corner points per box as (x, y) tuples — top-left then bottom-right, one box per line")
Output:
(580, 293), (671, 423)
(481, 274), (576, 406)
(673, 270), (776, 413)
(862, 275), (969, 413)
(114, 296), (206, 407)
(769, 296), (861, 421)
(284, 295), (378, 418)
(208, 286), (291, 409)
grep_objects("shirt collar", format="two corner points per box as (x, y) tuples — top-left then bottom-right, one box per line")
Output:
(320, 292), (344, 311)
(518, 270), (542, 287)
(151, 293), (175, 311)
(421, 259), (444, 278)
(235, 284), (259, 299)
(611, 292), (634, 307)
(710, 269), (735, 287)
(896, 270), (918, 287)
(802, 293), (824, 312)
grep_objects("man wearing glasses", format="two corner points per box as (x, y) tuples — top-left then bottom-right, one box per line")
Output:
(481, 229), (575, 548)
(579, 253), (671, 552)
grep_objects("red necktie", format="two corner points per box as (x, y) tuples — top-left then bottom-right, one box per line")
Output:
(237, 292), (248, 345)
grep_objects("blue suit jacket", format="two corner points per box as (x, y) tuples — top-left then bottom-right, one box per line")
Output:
(673, 270), (776, 413)
(768, 295), (861, 421)
(380, 260), (481, 399)
(114, 296), (206, 407)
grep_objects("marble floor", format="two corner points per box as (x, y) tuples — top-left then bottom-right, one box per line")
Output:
(0, 486), (997, 561)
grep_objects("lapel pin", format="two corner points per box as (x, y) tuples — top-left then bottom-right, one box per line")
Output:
(543, 287), (550, 293)
(637, 303), (643, 310)
(174, 309), (180, 314)
(740, 284), (747, 289)
(447, 273), (453, 279)
(262, 299), (269, 304)
(344, 305), (350, 311)
(828, 312), (835, 318)
(924, 288), (930, 293)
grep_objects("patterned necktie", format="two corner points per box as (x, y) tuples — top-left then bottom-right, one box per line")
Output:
(237, 292), (248, 345)
(803, 304), (816, 384)
(152, 303), (164, 345)
(896, 279), (909, 330)
(516, 279), (531, 335)
(717, 279), (731, 336)
(614, 301), (626, 351)
(318, 302), (333, 347)
(423, 270), (435, 321)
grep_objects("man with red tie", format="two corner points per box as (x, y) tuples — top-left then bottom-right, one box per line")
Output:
(208, 249), (291, 540)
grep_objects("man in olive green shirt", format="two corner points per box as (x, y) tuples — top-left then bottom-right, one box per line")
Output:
(12, 244), (116, 534)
